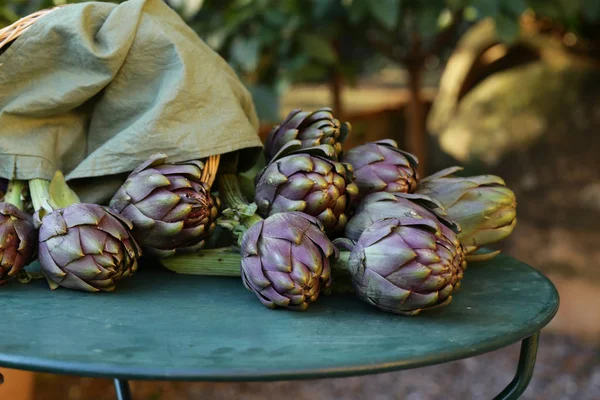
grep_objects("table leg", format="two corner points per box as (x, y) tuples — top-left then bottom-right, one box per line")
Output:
(493, 332), (540, 400)
(114, 378), (132, 400)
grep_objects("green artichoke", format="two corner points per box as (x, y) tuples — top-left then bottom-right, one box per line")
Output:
(342, 139), (418, 199)
(417, 167), (517, 253)
(110, 154), (221, 257)
(38, 203), (141, 292)
(337, 216), (463, 315)
(265, 108), (349, 161)
(255, 142), (359, 234)
(0, 203), (36, 284)
(241, 212), (337, 311)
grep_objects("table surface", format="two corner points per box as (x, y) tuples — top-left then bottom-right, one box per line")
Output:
(0, 254), (559, 382)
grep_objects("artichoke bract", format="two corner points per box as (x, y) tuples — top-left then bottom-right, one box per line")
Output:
(265, 108), (349, 161)
(38, 203), (141, 292)
(344, 192), (457, 242)
(417, 167), (517, 253)
(255, 143), (358, 234)
(342, 139), (418, 199)
(241, 212), (337, 311)
(110, 154), (220, 258)
(0, 203), (36, 284)
(342, 217), (463, 315)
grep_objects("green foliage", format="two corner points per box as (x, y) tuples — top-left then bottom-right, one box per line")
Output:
(190, 0), (373, 121)
(1, 0), (598, 120)
(368, 0), (401, 30)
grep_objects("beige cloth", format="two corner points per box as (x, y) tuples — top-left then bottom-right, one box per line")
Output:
(0, 0), (262, 202)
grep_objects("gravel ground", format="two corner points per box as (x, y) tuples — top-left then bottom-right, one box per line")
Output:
(34, 332), (599, 400)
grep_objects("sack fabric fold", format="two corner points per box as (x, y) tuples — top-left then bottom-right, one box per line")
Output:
(0, 0), (262, 202)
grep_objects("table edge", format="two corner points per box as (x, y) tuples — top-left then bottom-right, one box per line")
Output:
(0, 266), (559, 382)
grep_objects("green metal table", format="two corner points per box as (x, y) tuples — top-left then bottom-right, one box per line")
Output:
(0, 254), (558, 400)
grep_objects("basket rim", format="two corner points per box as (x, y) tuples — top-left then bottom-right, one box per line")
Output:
(0, 7), (62, 52)
(201, 154), (221, 187)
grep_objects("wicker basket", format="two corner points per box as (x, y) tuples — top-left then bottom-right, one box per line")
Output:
(0, 8), (60, 51)
(0, 7), (221, 187)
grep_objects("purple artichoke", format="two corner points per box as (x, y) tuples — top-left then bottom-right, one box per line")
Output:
(342, 139), (418, 199)
(265, 108), (349, 161)
(255, 143), (359, 234)
(345, 192), (466, 285)
(417, 167), (517, 254)
(241, 212), (338, 311)
(38, 203), (141, 292)
(0, 203), (36, 284)
(342, 217), (463, 315)
(110, 154), (221, 257)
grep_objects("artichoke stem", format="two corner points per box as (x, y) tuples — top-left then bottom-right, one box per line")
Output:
(161, 248), (355, 295)
(29, 179), (53, 215)
(330, 251), (355, 294)
(332, 251), (350, 271)
(161, 247), (242, 276)
(240, 212), (263, 229)
(218, 173), (263, 229)
(218, 173), (250, 208)
(4, 180), (25, 210)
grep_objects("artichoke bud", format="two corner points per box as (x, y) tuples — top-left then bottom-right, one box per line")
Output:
(110, 153), (221, 258)
(0, 203), (36, 284)
(346, 217), (463, 315)
(38, 203), (140, 292)
(265, 108), (348, 161)
(255, 145), (358, 235)
(241, 212), (337, 311)
(342, 139), (419, 200)
(417, 167), (517, 252)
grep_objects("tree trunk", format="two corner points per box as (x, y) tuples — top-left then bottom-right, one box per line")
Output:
(405, 59), (427, 176)
(330, 69), (344, 119)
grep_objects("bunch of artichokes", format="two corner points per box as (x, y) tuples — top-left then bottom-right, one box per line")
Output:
(0, 102), (520, 320)
(184, 108), (516, 316)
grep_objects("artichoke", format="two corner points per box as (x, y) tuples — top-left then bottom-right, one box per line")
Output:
(345, 191), (466, 284)
(255, 143), (358, 234)
(340, 217), (463, 315)
(38, 203), (141, 292)
(342, 139), (418, 199)
(417, 167), (517, 253)
(241, 212), (337, 310)
(265, 108), (349, 161)
(110, 154), (221, 257)
(0, 203), (36, 284)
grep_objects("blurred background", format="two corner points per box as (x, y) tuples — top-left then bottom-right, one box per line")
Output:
(1, 0), (599, 399)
